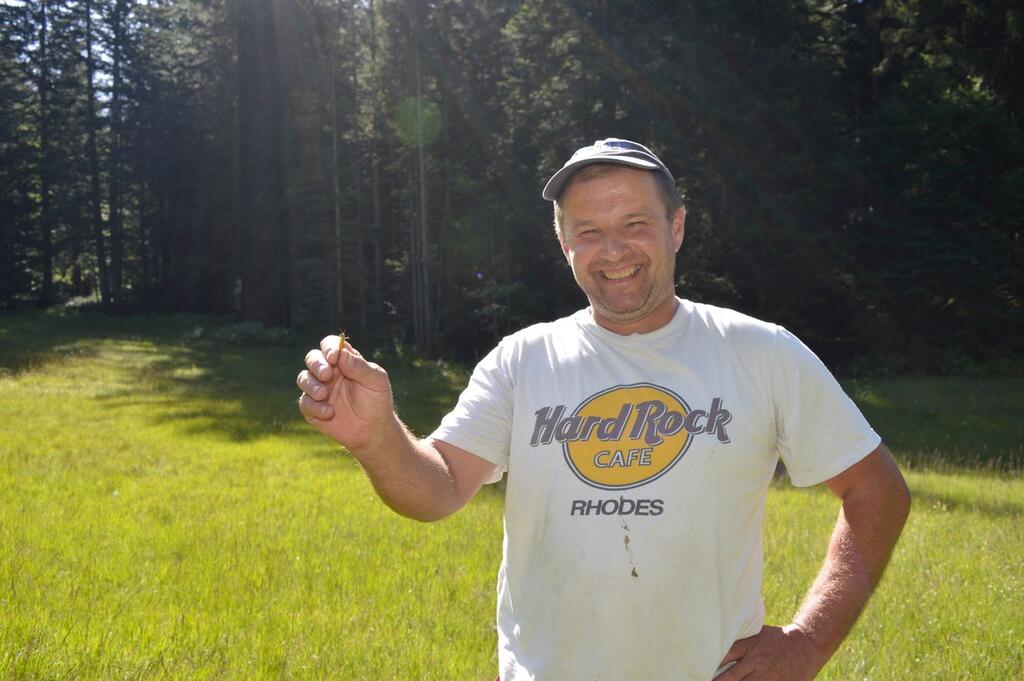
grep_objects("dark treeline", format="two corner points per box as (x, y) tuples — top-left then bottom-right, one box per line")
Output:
(1, 0), (1021, 367)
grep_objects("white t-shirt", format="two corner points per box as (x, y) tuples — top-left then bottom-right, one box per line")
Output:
(430, 299), (880, 681)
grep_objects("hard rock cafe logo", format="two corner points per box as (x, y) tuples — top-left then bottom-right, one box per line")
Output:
(529, 383), (732, 491)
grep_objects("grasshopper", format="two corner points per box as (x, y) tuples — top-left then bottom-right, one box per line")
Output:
(334, 329), (351, 367)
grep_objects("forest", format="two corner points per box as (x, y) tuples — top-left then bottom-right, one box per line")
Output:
(1, 0), (1021, 367)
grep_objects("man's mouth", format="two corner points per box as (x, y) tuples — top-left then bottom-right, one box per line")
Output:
(601, 264), (642, 281)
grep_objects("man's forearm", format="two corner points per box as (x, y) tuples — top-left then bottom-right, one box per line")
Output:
(793, 479), (911, 668)
(348, 413), (460, 522)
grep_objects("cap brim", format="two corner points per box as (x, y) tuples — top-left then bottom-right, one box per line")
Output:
(542, 157), (661, 201)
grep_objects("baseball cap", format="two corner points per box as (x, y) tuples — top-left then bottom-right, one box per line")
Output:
(542, 138), (675, 201)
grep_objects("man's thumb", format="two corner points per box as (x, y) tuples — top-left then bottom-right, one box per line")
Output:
(338, 347), (390, 391)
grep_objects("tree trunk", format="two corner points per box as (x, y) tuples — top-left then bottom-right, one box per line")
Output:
(347, 2), (367, 331)
(438, 82), (450, 343)
(368, 0), (383, 321)
(108, 0), (128, 309)
(37, 0), (53, 306)
(138, 180), (150, 303)
(330, 32), (344, 321)
(85, 0), (110, 309)
(412, 5), (432, 355)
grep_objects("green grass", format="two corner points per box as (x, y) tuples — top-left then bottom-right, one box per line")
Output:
(1, 309), (1022, 679)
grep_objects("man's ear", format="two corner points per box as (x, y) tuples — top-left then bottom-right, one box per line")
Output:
(559, 230), (570, 261)
(672, 207), (686, 252)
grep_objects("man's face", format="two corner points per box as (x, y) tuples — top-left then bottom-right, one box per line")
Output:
(558, 166), (685, 335)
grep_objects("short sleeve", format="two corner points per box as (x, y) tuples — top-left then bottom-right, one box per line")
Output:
(771, 327), (881, 487)
(429, 339), (515, 483)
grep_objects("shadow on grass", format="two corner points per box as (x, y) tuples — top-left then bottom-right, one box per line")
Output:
(1, 308), (467, 445)
(0, 308), (191, 376)
(909, 487), (1024, 519)
(845, 376), (1024, 472)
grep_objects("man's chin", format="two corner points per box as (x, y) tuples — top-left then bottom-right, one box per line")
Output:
(591, 289), (676, 324)
(592, 288), (648, 313)
(593, 300), (651, 323)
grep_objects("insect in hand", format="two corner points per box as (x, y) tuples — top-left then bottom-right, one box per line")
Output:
(337, 329), (349, 351)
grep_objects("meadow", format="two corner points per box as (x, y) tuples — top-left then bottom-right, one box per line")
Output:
(1, 309), (1022, 680)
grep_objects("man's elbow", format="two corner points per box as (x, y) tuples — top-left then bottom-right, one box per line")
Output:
(874, 444), (912, 528)
(892, 472), (912, 528)
(385, 492), (468, 523)
(401, 504), (458, 523)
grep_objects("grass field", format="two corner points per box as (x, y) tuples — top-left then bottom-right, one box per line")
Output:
(1, 309), (1022, 679)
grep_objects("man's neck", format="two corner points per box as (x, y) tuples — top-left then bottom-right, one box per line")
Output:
(590, 296), (679, 335)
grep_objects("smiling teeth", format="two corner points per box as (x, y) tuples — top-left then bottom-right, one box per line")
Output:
(604, 265), (641, 280)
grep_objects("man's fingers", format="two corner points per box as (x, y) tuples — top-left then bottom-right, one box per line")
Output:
(720, 634), (756, 665)
(714, 659), (753, 681)
(305, 348), (334, 382)
(715, 634), (756, 681)
(298, 393), (334, 421)
(320, 334), (346, 365)
(317, 331), (367, 364)
(296, 370), (327, 400)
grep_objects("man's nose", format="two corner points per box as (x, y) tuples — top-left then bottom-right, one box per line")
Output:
(600, 232), (626, 261)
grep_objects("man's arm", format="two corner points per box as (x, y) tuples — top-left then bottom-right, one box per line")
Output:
(330, 411), (500, 522)
(717, 444), (911, 681)
(297, 334), (500, 522)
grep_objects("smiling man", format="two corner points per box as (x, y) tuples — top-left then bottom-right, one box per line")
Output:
(296, 138), (911, 681)
(554, 160), (684, 334)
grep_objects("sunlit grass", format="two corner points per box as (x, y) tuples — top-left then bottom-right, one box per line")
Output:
(1, 310), (1021, 679)
(763, 473), (1023, 679)
(0, 310), (502, 679)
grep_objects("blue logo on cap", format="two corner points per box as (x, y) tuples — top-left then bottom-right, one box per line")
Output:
(602, 140), (649, 153)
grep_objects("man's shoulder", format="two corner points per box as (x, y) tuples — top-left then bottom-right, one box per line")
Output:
(475, 310), (582, 370)
(682, 299), (781, 342)
(500, 309), (583, 347)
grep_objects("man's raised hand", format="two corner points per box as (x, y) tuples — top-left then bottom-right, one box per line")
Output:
(296, 334), (395, 451)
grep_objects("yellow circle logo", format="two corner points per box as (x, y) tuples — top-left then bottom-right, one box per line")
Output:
(563, 383), (693, 490)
